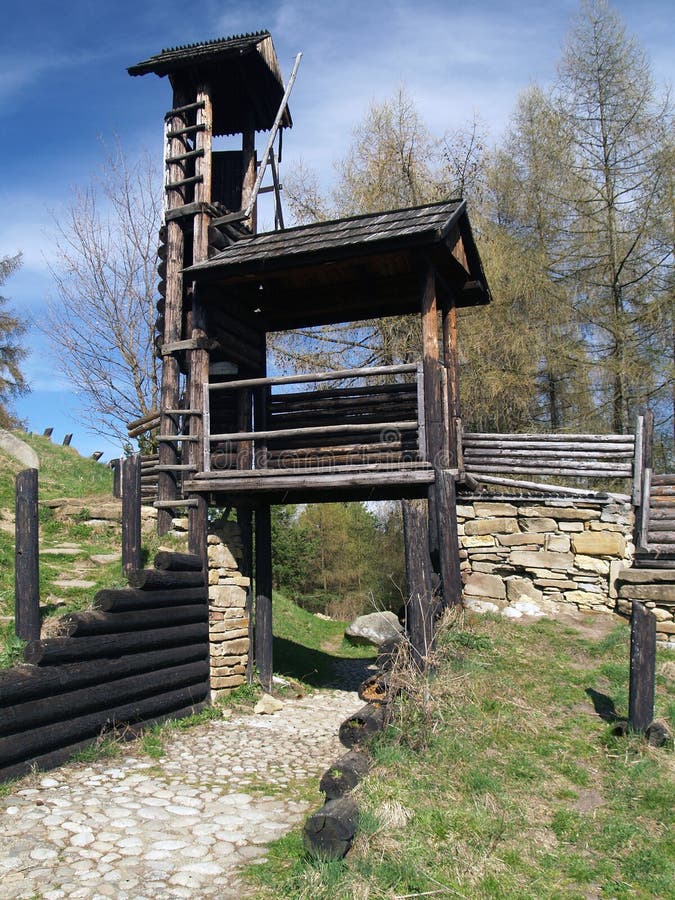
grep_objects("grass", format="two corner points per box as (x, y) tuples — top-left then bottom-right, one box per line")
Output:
(247, 611), (675, 900)
(272, 590), (376, 686)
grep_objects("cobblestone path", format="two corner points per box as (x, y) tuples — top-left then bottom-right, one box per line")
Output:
(0, 679), (366, 899)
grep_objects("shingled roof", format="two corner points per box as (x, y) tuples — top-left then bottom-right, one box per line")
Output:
(188, 200), (490, 331)
(128, 32), (291, 135)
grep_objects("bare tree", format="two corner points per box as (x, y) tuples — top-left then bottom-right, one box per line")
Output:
(47, 145), (161, 442)
(0, 252), (28, 428)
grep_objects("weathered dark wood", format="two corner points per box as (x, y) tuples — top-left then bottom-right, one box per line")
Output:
(110, 458), (121, 498)
(628, 601), (656, 733)
(24, 622), (208, 666)
(319, 751), (370, 800)
(357, 673), (393, 704)
(188, 494), (209, 563)
(62, 433), (73, 446)
(0, 681), (209, 768)
(126, 568), (204, 590)
(303, 797), (359, 859)
(421, 267), (445, 468)
(0, 699), (208, 783)
(93, 586), (206, 612)
(122, 454), (142, 575)
(255, 504), (273, 692)
(42, 427), (53, 438)
(0, 660), (209, 737)
(15, 468), (40, 642)
(338, 703), (386, 748)
(402, 498), (434, 670)
(154, 551), (203, 571)
(60, 604), (207, 637)
(434, 468), (462, 609)
(0, 644), (207, 706)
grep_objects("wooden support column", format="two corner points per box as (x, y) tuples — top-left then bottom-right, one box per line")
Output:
(187, 86), (213, 552)
(15, 468), (40, 642)
(442, 296), (460, 469)
(402, 499), (435, 670)
(433, 467), (462, 609)
(421, 266), (445, 469)
(121, 454), (142, 575)
(255, 504), (273, 692)
(629, 600), (656, 733)
(157, 87), (189, 535)
(241, 118), (257, 232)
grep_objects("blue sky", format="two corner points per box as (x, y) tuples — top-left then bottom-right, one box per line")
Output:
(1, 0), (673, 461)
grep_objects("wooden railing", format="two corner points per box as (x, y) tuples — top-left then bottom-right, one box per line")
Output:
(203, 363), (425, 473)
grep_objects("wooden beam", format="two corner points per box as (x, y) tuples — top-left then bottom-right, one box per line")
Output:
(122, 454), (142, 575)
(433, 468), (462, 609)
(15, 468), (40, 642)
(402, 498), (435, 670)
(255, 505), (273, 693)
(628, 601), (656, 733)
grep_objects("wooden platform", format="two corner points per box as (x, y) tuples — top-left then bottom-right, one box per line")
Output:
(184, 462), (438, 504)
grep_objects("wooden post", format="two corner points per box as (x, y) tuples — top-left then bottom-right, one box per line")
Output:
(421, 266), (445, 468)
(186, 85), (213, 555)
(442, 296), (460, 468)
(62, 433), (73, 447)
(433, 467), (463, 609)
(188, 494), (208, 570)
(402, 498), (435, 670)
(237, 507), (255, 683)
(110, 459), (121, 498)
(636, 410), (654, 552)
(241, 117), (257, 232)
(628, 600), (656, 733)
(255, 504), (273, 692)
(15, 468), (40, 642)
(122, 454), (142, 575)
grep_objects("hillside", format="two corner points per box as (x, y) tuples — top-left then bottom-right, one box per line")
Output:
(0, 433), (124, 663)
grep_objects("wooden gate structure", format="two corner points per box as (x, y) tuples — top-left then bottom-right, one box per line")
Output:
(128, 32), (491, 688)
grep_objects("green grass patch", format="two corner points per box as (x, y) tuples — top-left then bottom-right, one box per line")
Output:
(247, 612), (675, 900)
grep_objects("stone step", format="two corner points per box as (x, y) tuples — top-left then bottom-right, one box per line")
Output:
(616, 567), (675, 584)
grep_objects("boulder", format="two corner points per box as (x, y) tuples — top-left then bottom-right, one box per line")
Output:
(254, 694), (284, 715)
(345, 611), (403, 646)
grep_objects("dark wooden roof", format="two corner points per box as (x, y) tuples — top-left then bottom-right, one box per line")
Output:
(128, 32), (292, 136)
(187, 200), (491, 331)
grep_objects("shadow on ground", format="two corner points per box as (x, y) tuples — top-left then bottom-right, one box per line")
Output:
(585, 687), (619, 722)
(273, 636), (375, 691)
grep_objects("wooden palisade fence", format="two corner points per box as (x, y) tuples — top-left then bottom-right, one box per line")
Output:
(2, 457), (209, 782)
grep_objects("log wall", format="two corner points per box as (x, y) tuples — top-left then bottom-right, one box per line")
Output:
(0, 552), (209, 783)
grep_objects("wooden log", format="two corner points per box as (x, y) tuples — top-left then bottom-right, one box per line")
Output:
(0, 682), (209, 769)
(62, 434), (73, 446)
(628, 601), (656, 733)
(402, 498), (434, 670)
(208, 363), (418, 393)
(357, 673), (394, 704)
(0, 660), (209, 738)
(126, 568), (204, 590)
(469, 474), (628, 500)
(93, 586), (206, 612)
(652, 474), (675, 486)
(24, 622), (208, 666)
(110, 459), (121, 498)
(153, 551), (203, 571)
(15, 468), (41, 642)
(122, 454), (142, 575)
(338, 703), (387, 748)
(0, 643), (208, 706)
(464, 431), (634, 443)
(303, 797), (359, 859)
(42, 427), (53, 438)
(60, 604), (207, 637)
(255, 504), (273, 693)
(434, 468), (462, 610)
(0, 699), (208, 784)
(319, 751), (371, 799)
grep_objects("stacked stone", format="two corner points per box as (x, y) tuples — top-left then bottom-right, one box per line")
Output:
(207, 520), (251, 697)
(457, 498), (634, 617)
(615, 569), (675, 647)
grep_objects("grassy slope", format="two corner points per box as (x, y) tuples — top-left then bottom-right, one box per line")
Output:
(249, 612), (675, 900)
(0, 434), (121, 663)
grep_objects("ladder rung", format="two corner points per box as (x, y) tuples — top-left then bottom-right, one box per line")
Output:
(157, 435), (199, 442)
(166, 124), (206, 139)
(153, 499), (199, 509)
(166, 149), (205, 165)
(166, 175), (203, 191)
(164, 409), (202, 415)
(165, 101), (205, 120)
(164, 201), (219, 223)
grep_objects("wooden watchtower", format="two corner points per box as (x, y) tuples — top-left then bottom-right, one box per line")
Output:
(130, 32), (491, 689)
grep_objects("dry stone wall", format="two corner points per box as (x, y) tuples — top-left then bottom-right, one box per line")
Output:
(171, 515), (251, 699)
(457, 497), (634, 619)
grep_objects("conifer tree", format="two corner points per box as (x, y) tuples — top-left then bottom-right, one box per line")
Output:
(0, 253), (28, 429)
